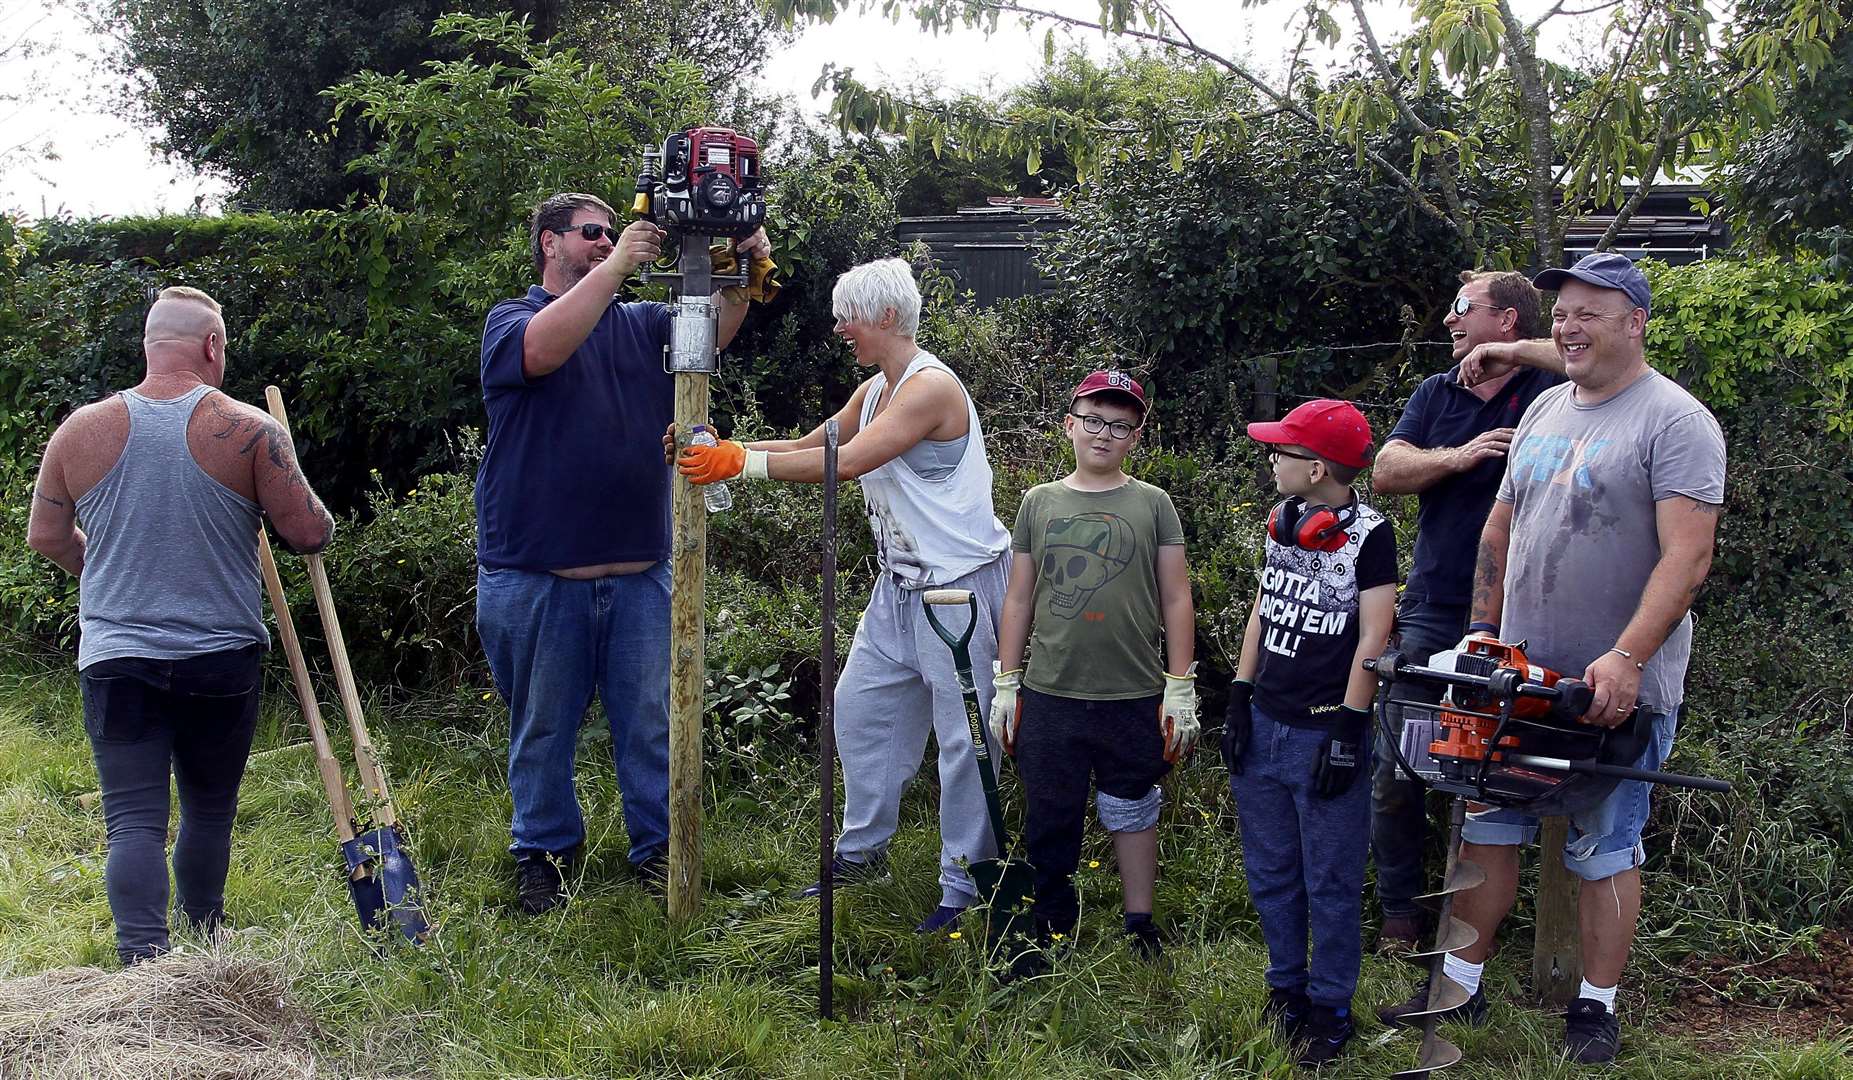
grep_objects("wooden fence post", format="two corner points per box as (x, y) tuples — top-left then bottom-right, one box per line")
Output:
(1533, 816), (1582, 1003)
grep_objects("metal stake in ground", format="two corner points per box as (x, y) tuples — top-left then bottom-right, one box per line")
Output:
(818, 419), (839, 1021)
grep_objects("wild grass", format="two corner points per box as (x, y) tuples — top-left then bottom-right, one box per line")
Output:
(0, 659), (1846, 1079)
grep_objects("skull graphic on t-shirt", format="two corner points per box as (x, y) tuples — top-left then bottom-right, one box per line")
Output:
(1041, 512), (1136, 618)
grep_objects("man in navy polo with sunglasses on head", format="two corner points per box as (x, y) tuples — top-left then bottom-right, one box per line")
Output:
(475, 191), (770, 915)
(1367, 270), (1562, 952)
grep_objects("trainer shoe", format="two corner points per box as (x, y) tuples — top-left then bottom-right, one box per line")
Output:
(1563, 998), (1621, 1064)
(1123, 913), (1166, 961)
(1294, 1004), (1355, 1068)
(515, 853), (567, 916)
(795, 853), (891, 899)
(633, 853), (669, 897)
(1375, 913), (1425, 955)
(913, 904), (968, 935)
(1263, 985), (1312, 1043)
(1376, 978), (1489, 1029)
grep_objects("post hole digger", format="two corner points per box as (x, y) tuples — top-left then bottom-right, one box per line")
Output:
(259, 385), (429, 944)
(921, 590), (1038, 960)
(1364, 639), (1729, 1078)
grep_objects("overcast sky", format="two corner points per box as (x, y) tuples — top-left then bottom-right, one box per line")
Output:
(2, 0), (1584, 218)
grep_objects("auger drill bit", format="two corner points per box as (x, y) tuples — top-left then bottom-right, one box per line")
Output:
(1392, 796), (1483, 1079)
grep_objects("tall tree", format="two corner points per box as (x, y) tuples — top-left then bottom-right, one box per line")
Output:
(1718, 0), (1853, 257)
(770, 0), (1844, 266)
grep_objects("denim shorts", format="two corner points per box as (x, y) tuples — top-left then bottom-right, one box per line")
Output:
(1461, 706), (1678, 882)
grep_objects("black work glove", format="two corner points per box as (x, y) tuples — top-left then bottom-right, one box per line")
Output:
(1312, 706), (1370, 799)
(1221, 680), (1254, 776)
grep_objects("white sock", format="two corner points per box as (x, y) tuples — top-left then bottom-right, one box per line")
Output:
(1442, 953), (1484, 996)
(1578, 979), (1617, 1012)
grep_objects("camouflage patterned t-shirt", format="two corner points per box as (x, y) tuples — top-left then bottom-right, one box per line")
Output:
(1012, 478), (1185, 700)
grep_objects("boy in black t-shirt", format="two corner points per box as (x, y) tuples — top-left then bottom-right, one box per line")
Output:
(991, 371), (1198, 972)
(1223, 399), (1398, 1067)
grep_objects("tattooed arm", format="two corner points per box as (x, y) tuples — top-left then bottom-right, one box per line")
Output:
(1468, 498), (1513, 632)
(26, 422), (86, 576)
(249, 414), (335, 555)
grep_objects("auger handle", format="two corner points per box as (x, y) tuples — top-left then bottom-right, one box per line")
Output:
(1506, 753), (1733, 793)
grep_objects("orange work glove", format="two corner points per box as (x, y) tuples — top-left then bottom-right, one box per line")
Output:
(677, 439), (769, 485)
(709, 244), (781, 303)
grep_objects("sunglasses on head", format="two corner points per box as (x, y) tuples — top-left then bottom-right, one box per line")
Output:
(1450, 295), (1510, 317)
(554, 222), (620, 243)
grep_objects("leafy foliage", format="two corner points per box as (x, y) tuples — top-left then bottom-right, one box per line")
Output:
(98, 0), (569, 210)
(1718, 0), (1853, 263)
(769, 0), (1845, 265)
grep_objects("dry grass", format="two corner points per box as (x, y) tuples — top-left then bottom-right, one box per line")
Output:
(0, 946), (320, 1080)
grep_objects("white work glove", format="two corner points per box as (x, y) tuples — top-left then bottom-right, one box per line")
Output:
(989, 662), (1023, 756)
(1160, 662), (1200, 763)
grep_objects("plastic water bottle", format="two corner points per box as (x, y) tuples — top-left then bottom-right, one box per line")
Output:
(690, 425), (733, 513)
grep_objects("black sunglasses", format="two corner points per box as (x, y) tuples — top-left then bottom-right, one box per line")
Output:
(553, 222), (620, 243)
(1450, 295), (1510, 317)
(1267, 447), (1320, 462)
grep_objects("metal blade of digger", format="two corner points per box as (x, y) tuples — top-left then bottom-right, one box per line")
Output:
(1395, 796), (1479, 1078)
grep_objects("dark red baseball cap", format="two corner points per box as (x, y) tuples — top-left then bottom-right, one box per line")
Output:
(1071, 370), (1148, 418)
(1246, 399), (1374, 468)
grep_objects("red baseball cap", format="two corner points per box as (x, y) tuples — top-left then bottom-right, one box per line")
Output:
(1246, 399), (1375, 469)
(1071, 370), (1148, 417)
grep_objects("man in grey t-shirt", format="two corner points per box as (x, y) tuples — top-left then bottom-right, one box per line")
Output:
(1375, 254), (1725, 1064)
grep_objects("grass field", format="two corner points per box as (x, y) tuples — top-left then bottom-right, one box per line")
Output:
(1, 656), (1847, 1079)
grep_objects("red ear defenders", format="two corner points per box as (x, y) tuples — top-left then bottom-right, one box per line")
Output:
(1268, 496), (1358, 552)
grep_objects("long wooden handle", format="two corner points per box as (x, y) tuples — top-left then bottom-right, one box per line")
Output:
(258, 529), (358, 843)
(265, 385), (398, 828)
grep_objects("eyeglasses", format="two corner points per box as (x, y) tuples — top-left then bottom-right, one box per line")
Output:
(1450, 295), (1510, 317)
(1069, 412), (1140, 440)
(553, 222), (620, 243)
(1267, 448), (1320, 463)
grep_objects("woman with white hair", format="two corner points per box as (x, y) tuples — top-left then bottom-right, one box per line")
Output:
(676, 256), (1010, 933)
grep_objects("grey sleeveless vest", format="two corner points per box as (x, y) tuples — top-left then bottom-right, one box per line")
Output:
(75, 385), (268, 669)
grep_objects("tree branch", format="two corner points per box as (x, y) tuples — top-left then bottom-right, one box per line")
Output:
(1551, 15), (1653, 189)
(1494, 0), (1561, 263)
(1346, 0), (1473, 239)
(1592, 106), (1692, 251)
(1530, 0), (1623, 33)
(976, 0), (1455, 223)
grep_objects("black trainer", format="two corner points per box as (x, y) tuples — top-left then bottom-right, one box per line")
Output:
(515, 853), (567, 915)
(1294, 1004), (1355, 1068)
(795, 852), (891, 899)
(1563, 997), (1621, 1064)
(1376, 978), (1489, 1029)
(1123, 913), (1165, 961)
(1263, 986), (1311, 1044)
(634, 853), (668, 897)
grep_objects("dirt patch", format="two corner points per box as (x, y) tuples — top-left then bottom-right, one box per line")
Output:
(1661, 929), (1853, 1049)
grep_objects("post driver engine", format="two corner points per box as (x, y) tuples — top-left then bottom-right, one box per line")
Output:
(631, 126), (771, 374)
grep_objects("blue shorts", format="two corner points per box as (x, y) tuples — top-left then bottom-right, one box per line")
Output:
(1460, 707), (1678, 882)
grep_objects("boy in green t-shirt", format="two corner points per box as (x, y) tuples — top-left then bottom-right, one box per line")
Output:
(990, 371), (1198, 968)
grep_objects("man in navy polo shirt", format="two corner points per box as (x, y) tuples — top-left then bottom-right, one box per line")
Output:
(1367, 269), (1562, 948)
(476, 191), (770, 914)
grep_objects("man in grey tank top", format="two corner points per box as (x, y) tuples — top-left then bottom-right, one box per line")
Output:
(28, 286), (334, 965)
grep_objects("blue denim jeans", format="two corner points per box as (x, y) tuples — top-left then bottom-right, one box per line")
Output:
(1371, 599), (1468, 919)
(81, 644), (263, 965)
(1230, 702), (1373, 1010)
(476, 564), (671, 864)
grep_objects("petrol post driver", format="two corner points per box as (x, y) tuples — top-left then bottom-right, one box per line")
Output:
(1363, 639), (1731, 1078)
(630, 126), (775, 917)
